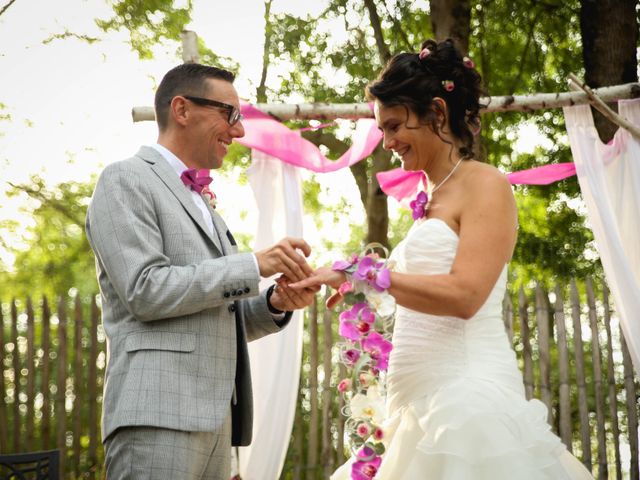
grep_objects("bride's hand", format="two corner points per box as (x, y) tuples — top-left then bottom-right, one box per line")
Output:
(288, 266), (346, 291)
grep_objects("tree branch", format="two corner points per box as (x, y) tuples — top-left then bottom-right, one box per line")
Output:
(381, 2), (411, 51)
(7, 183), (85, 226)
(363, 0), (391, 63)
(508, 10), (541, 93)
(0, 0), (17, 17)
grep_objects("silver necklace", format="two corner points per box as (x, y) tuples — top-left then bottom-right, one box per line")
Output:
(429, 158), (463, 195)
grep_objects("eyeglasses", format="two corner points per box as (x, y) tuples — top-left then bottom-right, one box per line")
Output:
(180, 95), (243, 126)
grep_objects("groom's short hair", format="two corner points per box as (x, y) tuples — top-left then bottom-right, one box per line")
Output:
(154, 63), (236, 131)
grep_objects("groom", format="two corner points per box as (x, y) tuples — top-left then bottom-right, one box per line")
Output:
(86, 63), (316, 479)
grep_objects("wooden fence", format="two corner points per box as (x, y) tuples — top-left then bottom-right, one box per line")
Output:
(0, 277), (638, 479)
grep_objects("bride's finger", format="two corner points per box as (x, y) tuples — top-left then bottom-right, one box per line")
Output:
(288, 275), (321, 290)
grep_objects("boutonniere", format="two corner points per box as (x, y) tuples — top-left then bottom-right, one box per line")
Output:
(202, 186), (217, 209)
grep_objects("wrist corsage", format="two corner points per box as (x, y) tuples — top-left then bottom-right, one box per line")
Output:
(332, 243), (396, 480)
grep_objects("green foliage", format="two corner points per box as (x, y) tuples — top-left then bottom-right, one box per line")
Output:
(94, 0), (238, 71)
(95, 0), (193, 59)
(0, 175), (97, 300)
(469, 0), (600, 283)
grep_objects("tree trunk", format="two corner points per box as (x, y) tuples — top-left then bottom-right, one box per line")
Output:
(366, 147), (391, 246)
(430, 0), (480, 160)
(256, 0), (273, 103)
(580, 0), (638, 142)
(429, 0), (471, 54)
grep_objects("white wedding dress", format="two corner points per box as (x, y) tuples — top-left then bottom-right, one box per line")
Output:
(332, 218), (593, 479)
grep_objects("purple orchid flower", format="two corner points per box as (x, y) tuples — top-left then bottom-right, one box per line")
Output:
(352, 256), (391, 292)
(339, 303), (375, 341)
(361, 332), (393, 371)
(352, 446), (382, 480)
(409, 190), (428, 220)
(343, 348), (361, 366)
(332, 253), (360, 272)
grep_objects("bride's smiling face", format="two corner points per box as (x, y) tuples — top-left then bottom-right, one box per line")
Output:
(374, 100), (445, 172)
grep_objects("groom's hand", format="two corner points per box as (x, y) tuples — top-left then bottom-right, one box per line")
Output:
(269, 278), (318, 311)
(255, 237), (313, 282)
(289, 267), (347, 310)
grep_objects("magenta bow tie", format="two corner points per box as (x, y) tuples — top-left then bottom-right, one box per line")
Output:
(180, 168), (212, 194)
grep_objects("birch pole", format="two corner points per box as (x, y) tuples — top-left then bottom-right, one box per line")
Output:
(132, 82), (640, 122)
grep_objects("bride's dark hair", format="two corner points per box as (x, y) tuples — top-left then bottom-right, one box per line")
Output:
(366, 38), (484, 160)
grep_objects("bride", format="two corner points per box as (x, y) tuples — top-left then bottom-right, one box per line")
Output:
(291, 39), (593, 479)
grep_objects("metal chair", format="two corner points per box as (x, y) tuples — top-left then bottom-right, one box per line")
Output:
(0, 450), (59, 480)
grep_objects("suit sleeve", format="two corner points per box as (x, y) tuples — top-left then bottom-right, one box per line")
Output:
(240, 292), (292, 342)
(86, 162), (260, 322)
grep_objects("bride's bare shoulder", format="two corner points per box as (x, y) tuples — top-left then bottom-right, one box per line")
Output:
(461, 160), (513, 197)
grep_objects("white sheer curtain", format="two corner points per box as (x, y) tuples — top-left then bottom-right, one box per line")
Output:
(563, 99), (640, 374)
(237, 150), (304, 479)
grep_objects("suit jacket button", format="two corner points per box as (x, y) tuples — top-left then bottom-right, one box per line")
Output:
(244, 287), (250, 293)
(228, 304), (236, 313)
(224, 291), (230, 298)
(236, 289), (244, 296)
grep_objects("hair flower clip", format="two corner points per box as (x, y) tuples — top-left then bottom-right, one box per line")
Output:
(418, 48), (431, 60)
(442, 80), (455, 92)
(463, 56), (475, 68)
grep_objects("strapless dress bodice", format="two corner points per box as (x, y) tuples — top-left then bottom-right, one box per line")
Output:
(386, 218), (523, 413)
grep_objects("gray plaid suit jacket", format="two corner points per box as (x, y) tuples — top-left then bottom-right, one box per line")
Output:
(86, 146), (289, 446)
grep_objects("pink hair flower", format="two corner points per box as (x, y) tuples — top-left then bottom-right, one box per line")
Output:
(442, 80), (455, 92)
(463, 56), (475, 68)
(418, 47), (431, 60)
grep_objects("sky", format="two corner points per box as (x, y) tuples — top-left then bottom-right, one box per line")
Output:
(0, 0), (365, 269)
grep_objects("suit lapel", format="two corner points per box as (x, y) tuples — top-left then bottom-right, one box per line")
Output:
(137, 147), (223, 254)
(207, 204), (235, 256)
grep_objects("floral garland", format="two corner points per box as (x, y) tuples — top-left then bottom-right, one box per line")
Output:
(332, 243), (396, 480)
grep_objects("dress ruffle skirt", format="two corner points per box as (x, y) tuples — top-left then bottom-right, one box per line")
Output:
(331, 378), (593, 480)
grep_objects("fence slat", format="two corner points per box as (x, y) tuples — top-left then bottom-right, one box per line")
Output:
(519, 288), (534, 399)
(25, 297), (35, 452)
(586, 278), (608, 480)
(620, 326), (639, 480)
(602, 285), (622, 480)
(88, 295), (99, 478)
(321, 291), (334, 479)
(11, 299), (20, 452)
(553, 284), (572, 451)
(73, 296), (83, 477)
(292, 390), (303, 480)
(41, 296), (51, 450)
(56, 297), (67, 478)
(570, 279), (592, 470)
(307, 296), (319, 471)
(536, 285), (552, 425)
(0, 303), (8, 452)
